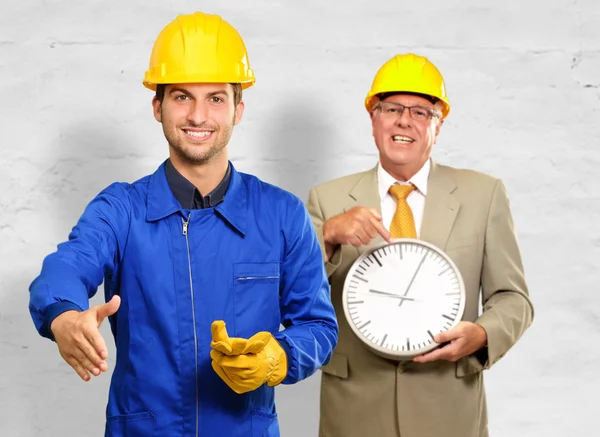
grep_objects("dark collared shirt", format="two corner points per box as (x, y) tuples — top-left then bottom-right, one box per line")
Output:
(165, 159), (231, 209)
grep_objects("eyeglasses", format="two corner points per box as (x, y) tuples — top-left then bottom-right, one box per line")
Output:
(374, 101), (440, 122)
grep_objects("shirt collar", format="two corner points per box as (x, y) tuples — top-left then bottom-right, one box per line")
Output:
(164, 158), (231, 209)
(147, 159), (247, 236)
(377, 158), (431, 200)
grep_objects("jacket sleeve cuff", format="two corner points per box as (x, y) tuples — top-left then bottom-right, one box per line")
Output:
(455, 323), (489, 378)
(273, 334), (298, 385)
(313, 220), (343, 278)
(325, 246), (343, 277)
(474, 313), (508, 368)
(43, 301), (84, 341)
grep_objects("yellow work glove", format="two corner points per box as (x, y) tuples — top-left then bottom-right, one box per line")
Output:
(210, 320), (288, 394)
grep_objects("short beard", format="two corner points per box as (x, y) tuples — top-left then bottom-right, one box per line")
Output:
(169, 135), (227, 166)
(164, 113), (235, 166)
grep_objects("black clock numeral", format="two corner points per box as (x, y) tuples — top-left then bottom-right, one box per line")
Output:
(380, 334), (388, 347)
(438, 266), (451, 276)
(353, 274), (368, 283)
(358, 320), (371, 331)
(370, 254), (383, 267)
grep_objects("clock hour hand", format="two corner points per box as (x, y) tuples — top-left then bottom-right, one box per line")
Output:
(368, 289), (415, 301)
(399, 254), (427, 307)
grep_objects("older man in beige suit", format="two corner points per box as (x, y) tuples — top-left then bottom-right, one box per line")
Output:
(306, 53), (534, 437)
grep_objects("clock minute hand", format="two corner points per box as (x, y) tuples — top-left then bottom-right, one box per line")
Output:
(368, 289), (415, 301)
(399, 254), (427, 307)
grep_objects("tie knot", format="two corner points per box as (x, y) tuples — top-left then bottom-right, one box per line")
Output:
(389, 184), (415, 200)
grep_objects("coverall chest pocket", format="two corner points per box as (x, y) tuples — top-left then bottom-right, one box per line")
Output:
(106, 411), (155, 436)
(233, 262), (281, 334)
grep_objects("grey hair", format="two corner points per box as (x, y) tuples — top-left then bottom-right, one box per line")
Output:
(433, 101), (444, 121)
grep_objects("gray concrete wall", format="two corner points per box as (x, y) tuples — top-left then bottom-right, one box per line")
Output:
(1, 1), (598, 436)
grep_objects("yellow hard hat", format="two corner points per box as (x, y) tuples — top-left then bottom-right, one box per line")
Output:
(143, 12), (255, 91)
(365, 53), (450, 118)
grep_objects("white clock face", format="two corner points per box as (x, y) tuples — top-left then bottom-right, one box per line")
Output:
(342, 239), (466, 360)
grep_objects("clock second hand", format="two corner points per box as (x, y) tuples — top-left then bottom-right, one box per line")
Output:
(368, 289), (416, 301)
(399, 254), (427, 307)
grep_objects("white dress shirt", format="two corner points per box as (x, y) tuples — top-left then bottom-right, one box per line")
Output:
(377, 159), (430, 238)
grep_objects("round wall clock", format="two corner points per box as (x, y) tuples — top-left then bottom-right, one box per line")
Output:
(342, 238), (466, 360)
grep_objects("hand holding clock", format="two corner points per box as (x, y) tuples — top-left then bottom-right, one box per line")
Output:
(342, 239), (469, 360)
(412, 321), (487, 363)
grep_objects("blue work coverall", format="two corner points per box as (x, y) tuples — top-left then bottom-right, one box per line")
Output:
(29, 160), (338, 437)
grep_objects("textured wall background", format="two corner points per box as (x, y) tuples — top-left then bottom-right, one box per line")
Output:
(1, 1), (598, 436)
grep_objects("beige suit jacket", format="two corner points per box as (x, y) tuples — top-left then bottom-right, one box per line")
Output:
(307, 160), (534, 437)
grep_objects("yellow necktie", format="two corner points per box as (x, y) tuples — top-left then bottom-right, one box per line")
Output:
(389, 184), (417, 238)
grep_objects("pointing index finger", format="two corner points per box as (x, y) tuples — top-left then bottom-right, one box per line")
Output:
(364, 208), (393, 243)
(370, 216), (393, 244)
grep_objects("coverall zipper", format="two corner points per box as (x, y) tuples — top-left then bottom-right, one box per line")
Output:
(182, 213), (199, 437)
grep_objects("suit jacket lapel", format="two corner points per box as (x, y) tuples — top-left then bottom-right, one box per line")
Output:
(420, 160), (460, 251)
(347, 165), (380, 212)
(343, 160), (460, 254)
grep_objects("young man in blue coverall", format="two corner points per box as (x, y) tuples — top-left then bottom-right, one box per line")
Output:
(28, 11), (338, 437)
